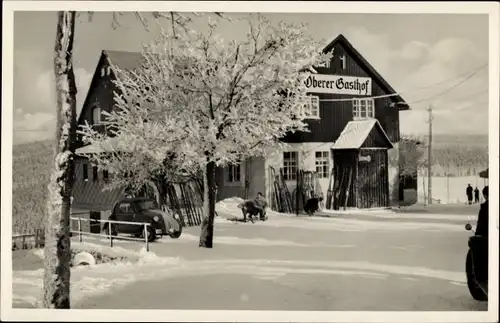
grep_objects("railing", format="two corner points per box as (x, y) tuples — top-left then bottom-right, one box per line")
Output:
(12, 228), (45, 250)
(70, 217), (152, 252)
(12, 232), (40, 250)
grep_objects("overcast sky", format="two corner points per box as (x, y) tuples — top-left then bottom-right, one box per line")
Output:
(13, 12), (489, 144)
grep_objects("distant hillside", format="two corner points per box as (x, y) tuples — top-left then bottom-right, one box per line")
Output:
(424, 133), (489, 147)
(402, 134), (489, 177)
(11, 133), (489, 233)
(12, 140), (54, 234)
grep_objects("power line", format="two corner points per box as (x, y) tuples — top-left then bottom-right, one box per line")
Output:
(316, 63), (488, 103)
(426, 104), (433, 205)
(405, 89), (488, 106)
(12, 64), (487, 139)
(405, 66), (487, 105)
(12, 64), (487, 134)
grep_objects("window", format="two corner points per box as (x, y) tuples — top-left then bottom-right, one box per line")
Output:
(309, 96), (320, 118)
(226, 164), (241, 183)
(83, 163), (88, 181)
(92, 166), (99, 182)
(136, 200), (157, 211)
(117, 202), (132, 213)
(283, 151), (298, 181)
(340, 55), (347, 69)
(297, 95), (320, 119)
(103, 169), (109, 181)
(317, 60), (330, 68)
(353, 99), (375, 119)
(315, 151), (330, 178)
(101, 66), (111, 77)
(92, 106), (102, 125)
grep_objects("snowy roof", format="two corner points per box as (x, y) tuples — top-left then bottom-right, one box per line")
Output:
(75, 137), (132, 155)
(331, 119), (393, 150)
(76, 122), (165, 155)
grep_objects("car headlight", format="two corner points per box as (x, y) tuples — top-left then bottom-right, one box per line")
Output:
(153, 216), (159, 222)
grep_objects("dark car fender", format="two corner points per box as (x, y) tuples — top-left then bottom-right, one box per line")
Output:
(163, 214), (181, 232)
(144, 209), (180, 234)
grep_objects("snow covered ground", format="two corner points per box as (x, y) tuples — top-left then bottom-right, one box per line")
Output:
(11, 196), (482, 310)
(12, 242), (468, 309)
(12, 242), (181, 308)
(214, 196), (473, 232)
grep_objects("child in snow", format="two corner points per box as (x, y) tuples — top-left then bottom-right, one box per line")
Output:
(238, 192), (268, 223)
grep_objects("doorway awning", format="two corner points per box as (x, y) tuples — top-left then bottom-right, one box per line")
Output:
(479, 168), (489, 179)
(332, 119), (393, 150)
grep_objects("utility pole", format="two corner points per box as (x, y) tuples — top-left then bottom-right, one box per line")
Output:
(427, 105), (433, 205)
(446, 164), (450, 204)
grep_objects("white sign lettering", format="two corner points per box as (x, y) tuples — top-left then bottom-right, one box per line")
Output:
(359, 155), (372, 163)
(304, 74), (372, 96)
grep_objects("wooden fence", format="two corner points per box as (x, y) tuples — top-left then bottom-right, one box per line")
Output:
(12, 229), (44, 250)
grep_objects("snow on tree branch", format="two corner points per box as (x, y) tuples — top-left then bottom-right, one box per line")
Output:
(79, 15), (331, 190)
(398, 134), (427, 177)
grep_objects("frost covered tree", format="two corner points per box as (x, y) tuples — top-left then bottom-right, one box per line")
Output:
(80, 14), (330, 248)
(43, 11), (224, 309)
(399, 135), (427, 178)
(43, 11), (77, 309)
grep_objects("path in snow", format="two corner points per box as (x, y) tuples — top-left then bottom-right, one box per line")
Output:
(11, 199), (479, 310)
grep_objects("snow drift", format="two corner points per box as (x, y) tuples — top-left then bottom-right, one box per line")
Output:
(12, 242), (181, 308)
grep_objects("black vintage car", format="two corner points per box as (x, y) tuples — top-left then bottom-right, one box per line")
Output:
(102, 197), (183, 242)
(465, 222), (488, 301)
(463, 172), (490, 301)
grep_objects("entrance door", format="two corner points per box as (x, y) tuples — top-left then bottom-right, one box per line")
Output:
(332, 151), (357, 210)
(357, 149), (389, 208)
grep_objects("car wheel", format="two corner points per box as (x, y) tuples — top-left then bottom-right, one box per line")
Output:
(102, 224), (117, 238)
(144, 226), (156, 242)
(466, 249), (488, 301)
(169, 224), (182, 239)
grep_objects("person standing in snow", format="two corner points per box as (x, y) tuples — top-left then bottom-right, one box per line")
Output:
(254, 192), (268, 221)
(474, 187), (480, 204)
(466, 184), (473, 205)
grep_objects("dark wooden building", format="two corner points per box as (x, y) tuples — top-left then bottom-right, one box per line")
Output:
(283, 34), (408, 145)
(262, 34), (411, 209)
(73, 33), (411, 214)
(72, 50), (145, 213)
(330, 119), (393, 209)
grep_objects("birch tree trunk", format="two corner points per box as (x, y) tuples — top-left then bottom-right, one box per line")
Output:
(198, 161), (216, 248)
(43, 11), (77, 309)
